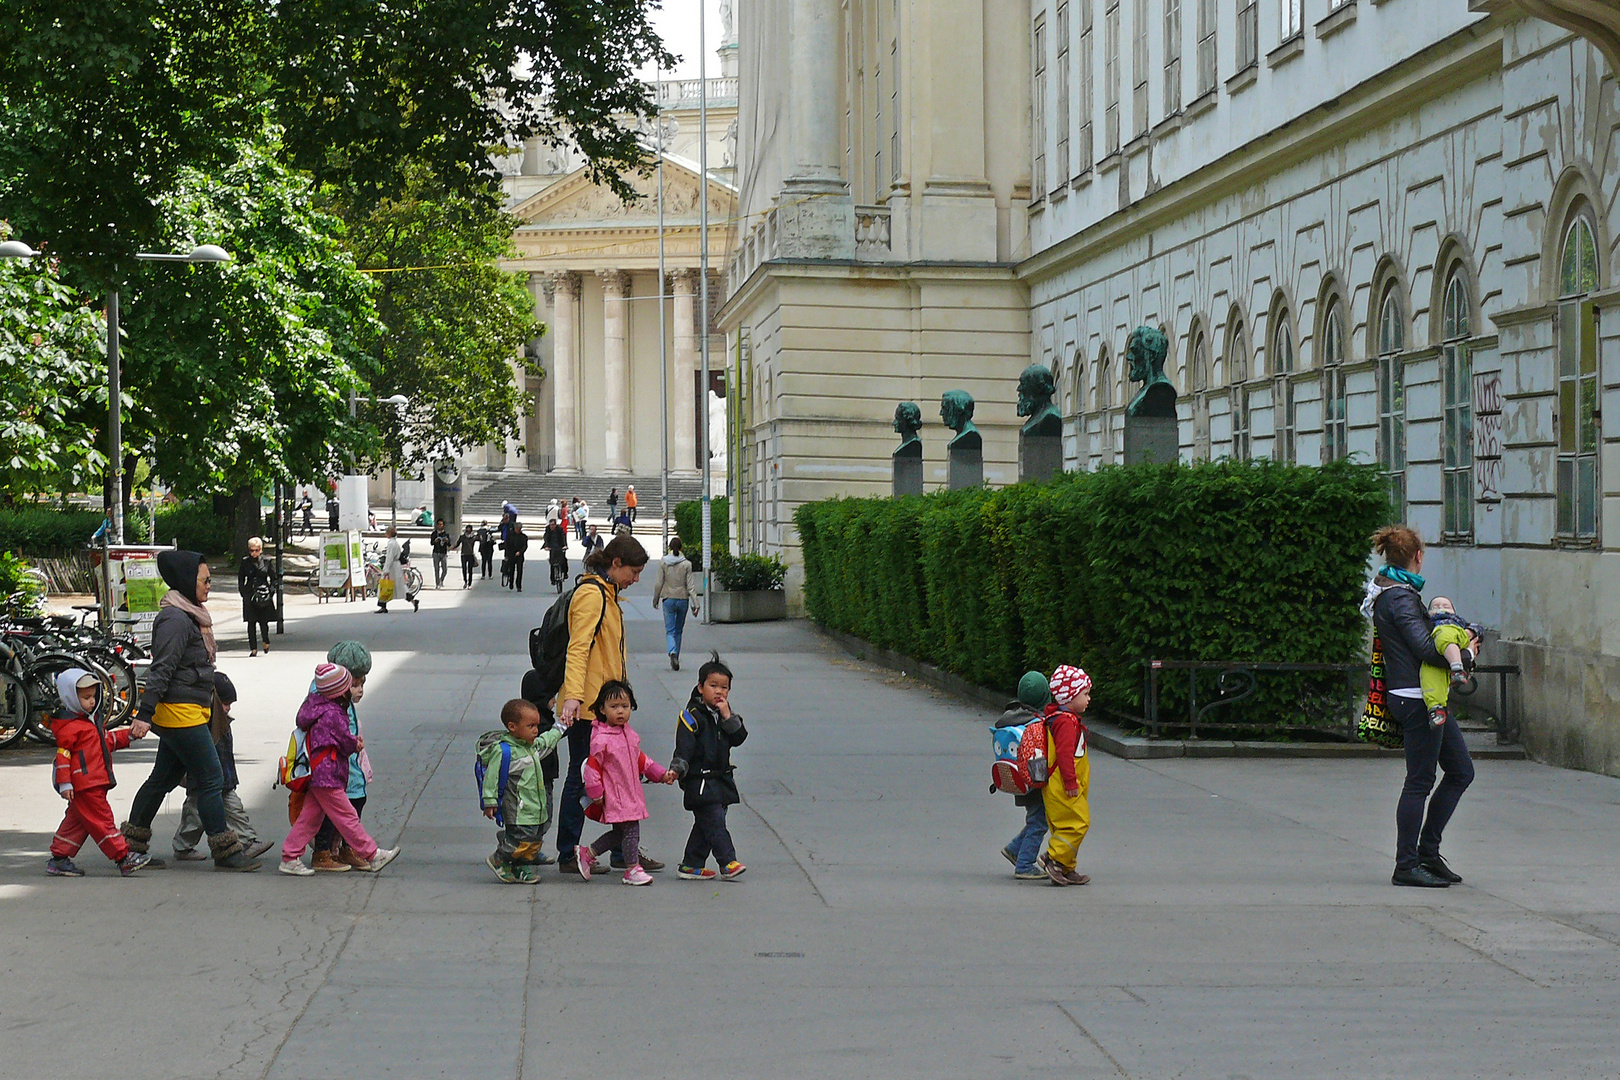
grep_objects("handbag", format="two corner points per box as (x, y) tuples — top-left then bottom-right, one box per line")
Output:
(378, 578), (395, 603)
(1356, 632), (1403, 749)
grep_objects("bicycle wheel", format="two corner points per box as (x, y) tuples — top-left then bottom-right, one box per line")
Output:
(0, 671), (28, 749)
(80, 646), (138, 727)
(405, 566), (424, 597)
(305, 568), (321, 595)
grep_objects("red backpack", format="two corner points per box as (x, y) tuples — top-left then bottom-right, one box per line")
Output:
(990, 717), (1051, 795)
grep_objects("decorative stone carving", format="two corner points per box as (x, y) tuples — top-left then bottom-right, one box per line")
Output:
(941, 390), (983, 490)
(892, 402), (923, 497)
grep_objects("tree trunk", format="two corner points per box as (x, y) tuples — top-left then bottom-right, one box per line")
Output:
(231, 485), (259, 563)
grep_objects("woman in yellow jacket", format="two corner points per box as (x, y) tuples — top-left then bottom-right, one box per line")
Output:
(555, 534), (651, 873)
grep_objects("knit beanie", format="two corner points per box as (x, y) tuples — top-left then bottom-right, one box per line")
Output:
(326, 640), (373, 678)
(1049, 665), (1092, 707)
(1016, 670), (1051, 709)
(212, 671), (238, 704)
(314, 662), (352, 700)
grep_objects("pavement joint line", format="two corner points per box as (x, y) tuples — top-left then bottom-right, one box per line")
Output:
(1386, 906), (1548, 989)
(736, 791), (830, 907)
(1117, 985), (1148, 1004)
(255, 660), (488, 1080)
(1055, 1000), (1133, 1078)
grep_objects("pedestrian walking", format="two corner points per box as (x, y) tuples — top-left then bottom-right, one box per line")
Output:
(121, 550), (262, 871)
(554, 535), (660, 876)
(477, 521), (495, 579)
(997, 671), (1053, 881)
(238, 536), (279, 657)
(326, 494), (339, 531)
(376, 526), (416, 613)
(651, 538), (698, 670)
(575, 500), (591, 544)
(430, 520), (452, 589)
(170, 673), (274, 863)
(310, 641), (375, 871)
(457, 525), (478, 588)
(607, 487), (619, 521)
(625, 485), (638, 524)
(1041, 666), (1093, 887)
(1365, 525), (1478, 889)
(504, 521), (529, 592)
(577, 680), (676, 886)
(479, 699), (569, 884)
(543, 515), (570, 593)
(46, 668), (152, 877)
(669, 653), (748, 882)
(584, 525), (604, 560)
(299, 494), (314, 536)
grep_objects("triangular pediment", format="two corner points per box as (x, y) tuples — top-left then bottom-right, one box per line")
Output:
(513, 156), (735, 228)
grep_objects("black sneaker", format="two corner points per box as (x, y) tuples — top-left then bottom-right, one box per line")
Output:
(1392, 865), (1450, 888)
(1420, 854), (1463, 883)
(46, 856), (84, 877)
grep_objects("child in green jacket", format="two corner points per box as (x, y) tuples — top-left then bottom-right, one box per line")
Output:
(479, 699), (569, 883)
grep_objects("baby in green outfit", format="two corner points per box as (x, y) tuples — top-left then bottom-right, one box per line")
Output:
(1423, 596), (1476, 727)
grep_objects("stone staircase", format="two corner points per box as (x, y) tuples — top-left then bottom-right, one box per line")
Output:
(463, 470), (705, 520)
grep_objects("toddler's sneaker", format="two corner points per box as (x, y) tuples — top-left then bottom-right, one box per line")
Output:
(487, 854), (518, 884)
(312, 849), (351, 873)
(279, 858), (314, 877)
(245, 840), (276, 860)
(536, 850), (556, 865)
(515, 864), (540, 884)
(1000, 846), (1018, 867)
(173, 848), (209, 861)
(1450, 663), (1470, 690)
(677, 865), (718, 881)
(719, 860), (747, 881)
(1063, 869), (1091, 886)
(119, 852), (151, 877)
(1429, 706), (1449, 729)
(45, 856), (84, 877)
(360, 847), (400, 873)
(575, 845), (593, 881)
(612, 853), (665, 872)
(1014, 868), (1048, 881)
(1046, 860), (1069, 886)
(621, 865), (653, 886)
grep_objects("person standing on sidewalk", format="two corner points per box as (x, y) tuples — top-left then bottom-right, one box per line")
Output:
(457, 525), (478, 588)
(607, 487), (619, 522)
(238, 536), (279, 657)
(651, 538), (698, 670)
(430, 520), (453, 589)
(625, 485), (638, 524)
(1366, 525), (1478, 889)
(504, 521), (530, 592)
(477, 521), (495, 579)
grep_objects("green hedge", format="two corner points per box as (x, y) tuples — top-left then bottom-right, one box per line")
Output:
(674, 496), (729, 567)
(0, 503), (234, 556)
(796, 460), (1389, 730)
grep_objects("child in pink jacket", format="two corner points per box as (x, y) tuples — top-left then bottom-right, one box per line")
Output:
(578, 680), (675, 885)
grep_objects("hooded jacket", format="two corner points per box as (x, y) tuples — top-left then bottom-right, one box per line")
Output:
(296, 692), (358, 790)
(136, 550), (216, 723)
(51, 669), (129, 793)
(583, 719), (667, 823)
(669, 690), (747, 809)
(651, 553), (695, 605)
(477, 726), (566, 826)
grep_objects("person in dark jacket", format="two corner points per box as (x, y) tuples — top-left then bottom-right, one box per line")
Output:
(122, 550), (261, 871)
(430, 521), (453, 588)
(1367, 525), (1478, 889)
(504, 521), (530, 592)
(996, 671), (1053, 880)
(326, 494), (339, 531)
(171, 673), (273, 862)
(668, 652), (749, 880)
(543, 517), (570, 592)
(238, 536), (280, 656)
(477, 522), (496, 579)
(456, 525), (478, 588)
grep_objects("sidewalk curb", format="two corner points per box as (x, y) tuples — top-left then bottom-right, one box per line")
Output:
(815, 625), (1527, 762)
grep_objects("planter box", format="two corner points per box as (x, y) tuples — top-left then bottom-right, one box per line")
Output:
(710, 588), (787, 623)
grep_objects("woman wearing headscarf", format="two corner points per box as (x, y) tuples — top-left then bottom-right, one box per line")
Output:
(376, 525), (416, 613)
(238, 536), (280, 656)
(121, 550), (262, 871)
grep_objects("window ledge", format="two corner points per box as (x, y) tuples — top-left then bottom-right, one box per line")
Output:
(1184, 88), (1218, 119)
(1049, 184), (1068, 203)
(1152, 110), (1184, 137)
(1070, 169), (1094, 190)
(1315, 2), (1358, 39)
(1098, 152), (1122, 175)
(1267, 34), (1305, 68)
(1124, 134), (1152, 161)
(1226, 63), (1259, 95)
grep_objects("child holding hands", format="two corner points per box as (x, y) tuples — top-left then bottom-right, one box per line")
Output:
(578, 680), (675, 886)
(479, 699), (569, 883)
(1042, 665), (1093, 887)
(47, 669), (150, 877)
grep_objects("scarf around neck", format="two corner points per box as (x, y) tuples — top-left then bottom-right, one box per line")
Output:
(160, 588), (216, 663)
(1379, 565), (1425, 592)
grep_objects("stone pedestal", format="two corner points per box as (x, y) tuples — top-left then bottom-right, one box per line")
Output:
(947, 444), (983, 490)
(1124, 415), (1180, 465)
(1020, 432), (1062, 483)
(893, 444), (923, 497)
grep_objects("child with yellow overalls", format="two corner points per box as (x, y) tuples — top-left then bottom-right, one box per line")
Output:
(1042, 665), (1092, 886)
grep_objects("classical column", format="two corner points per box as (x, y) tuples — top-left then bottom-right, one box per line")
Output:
(778, 0), (854, 259)
(503, 348), (526, 471)
(599, 269), (632, 475)
(549, 271), (581, 474)
(671, 269), (700, 477)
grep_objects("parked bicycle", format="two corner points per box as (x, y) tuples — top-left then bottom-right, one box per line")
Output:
(0, 609), (143, 748)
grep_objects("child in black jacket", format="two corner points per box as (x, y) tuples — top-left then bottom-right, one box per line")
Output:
(669, 652), (748, 881)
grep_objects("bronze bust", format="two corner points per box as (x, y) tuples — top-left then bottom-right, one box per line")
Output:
(1125, 325), (1177, 418)
(893, 401), (923, 457)
(1017, 364), (1063, 437)
(940, 390), (981, 451)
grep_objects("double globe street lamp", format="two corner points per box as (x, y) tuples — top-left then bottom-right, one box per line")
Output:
(0, 240), (232, 545)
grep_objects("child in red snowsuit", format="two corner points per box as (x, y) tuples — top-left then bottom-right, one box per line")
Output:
(48, 668), (152, 877)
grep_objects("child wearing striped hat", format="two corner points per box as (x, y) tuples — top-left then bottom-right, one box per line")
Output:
(1042, 665), (1093, 886)
(279, 662), (400, 876)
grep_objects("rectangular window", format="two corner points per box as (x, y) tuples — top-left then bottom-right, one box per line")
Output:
(1165, 0), (1183, 114)
(1078, 1), (1095, 174)
(1233, 389), (1252, 461)
(1378, 355), (1406, 518)
(1055, 2), (1070, 191)
(1281, 0), (1302, 39)
(1033, 13), (1047, 198)
(1276, 376), (1296, 463)
(889, 20), (900, 182)
(1442, 342), (1474, 540)
(1322, 367), (1348, 464)
(1197, 0), (1218, 94)
(1105, 0), (1121, 153)
(873, 47), (883, 194)
(1133, 0), (1149, 137)
(1237, 0), (1259, 70)
(1556, 301), (1600, 539)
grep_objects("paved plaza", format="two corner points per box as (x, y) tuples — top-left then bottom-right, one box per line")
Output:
(3, 571), (1619, 1080)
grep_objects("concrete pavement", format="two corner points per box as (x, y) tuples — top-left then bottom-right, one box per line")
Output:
(3, 565), (1619, 1079)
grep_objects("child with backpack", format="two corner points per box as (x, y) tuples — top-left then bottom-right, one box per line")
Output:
(46, 669), (151, 877)
(670, 652), (748, 881)
(279, 663), (399, 876)
(577, 680), (675, 886)
(478, 699), (570, 883)
(309, 640), (374, 872)
(996, 671), (1053, 881)
(1042, 665), (1093, 887)
(172, 672), (274, 863)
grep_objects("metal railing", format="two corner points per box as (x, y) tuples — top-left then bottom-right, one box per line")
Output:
(1144, 659), (1366, 739)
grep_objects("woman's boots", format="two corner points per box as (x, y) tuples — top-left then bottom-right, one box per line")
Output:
(208, 830), (263, 872)
(119, 823), (169, 869)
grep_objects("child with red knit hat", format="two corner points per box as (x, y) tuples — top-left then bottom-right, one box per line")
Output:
(279, 662), (399, 876)
(1042, 665), (1093, 886)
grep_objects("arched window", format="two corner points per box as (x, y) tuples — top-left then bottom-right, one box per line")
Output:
(1272, 306), (1296, 463)
(1376, 279), (1407, 518)
(1321, 299), (1347, 463)
(1440, 263), (1474, 540)
(1095, 349), (1111, 411)
(1227, 313), (1250, 460)
(1191, 323), (1211, 460)
(1070, 350), (1087, 420)
(1557, 213), (1601, 540)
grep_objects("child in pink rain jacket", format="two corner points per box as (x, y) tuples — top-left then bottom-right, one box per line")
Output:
(578, 680), (674, 886)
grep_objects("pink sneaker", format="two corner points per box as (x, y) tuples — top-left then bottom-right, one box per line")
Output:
(575, 845), (593, 881)
(621, 865), (653, 886)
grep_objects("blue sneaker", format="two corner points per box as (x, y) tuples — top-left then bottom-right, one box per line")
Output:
(46, 857), (84, 877)
(1001, 847), (1018, 867)
(536, 850), (556, 865)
